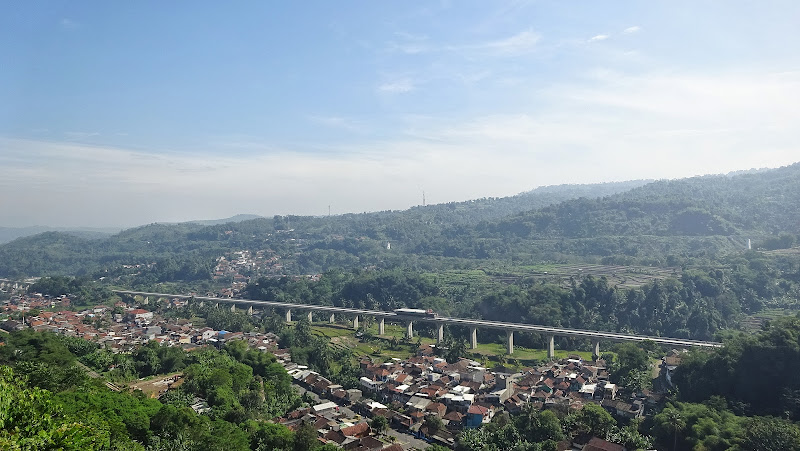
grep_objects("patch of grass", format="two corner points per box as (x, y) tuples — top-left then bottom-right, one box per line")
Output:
(309, 318), (601, 369)
(311, 324), (358, 338)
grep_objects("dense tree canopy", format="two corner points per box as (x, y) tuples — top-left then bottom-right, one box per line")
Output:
(0, 330), (306, 450)
(674, 316), (800, 420)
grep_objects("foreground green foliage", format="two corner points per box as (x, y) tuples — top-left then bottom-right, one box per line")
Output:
(0, 366), (110, 450)
(651, 401), (800, 451)
(0, 330), (322, 450)
(456, 405), (651, 451)
(675, 316), (800, 420)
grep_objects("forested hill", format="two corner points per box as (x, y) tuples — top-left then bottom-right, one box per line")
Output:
(483, 163), (800, 239)
(393, 163), (800, 264)
(0, 180), (649, 277)
(0, 165), (798, 278)
(0, 226), (118, 244)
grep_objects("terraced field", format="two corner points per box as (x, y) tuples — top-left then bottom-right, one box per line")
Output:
(741, 308), (800, 332)
(424, 264), (679, 303)
(488, 263), (680, 289)
(761, 247), (800, 257)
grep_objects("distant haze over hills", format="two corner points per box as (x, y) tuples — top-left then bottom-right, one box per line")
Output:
(0, 215), (263, 245)
(0, 181), (651, 243)
(1, 162), (798, 278)
(0, 165), (779, 233)
(0, 226), (121, 245)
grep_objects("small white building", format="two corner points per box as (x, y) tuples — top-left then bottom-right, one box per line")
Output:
(312, 402), (338, 414)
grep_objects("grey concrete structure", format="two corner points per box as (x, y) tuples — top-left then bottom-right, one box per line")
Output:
(0, 279), (34, 291)
(114, 290), (724, 353)
(378, 318), (385, 335)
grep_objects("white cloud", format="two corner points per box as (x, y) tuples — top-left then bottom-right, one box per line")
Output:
(65, 131), (100, 139)
(3, 70), (799, 228)
(60, 18), (79, 30)
(387, 32), (430, 54)
(385, 29), (540, 58)
(623, 26), (641, 34)
(378, 79), (415, 93)
(588, 34), (609, 42)
(478, 30), (540, 56)
(308, 116), (364, 132)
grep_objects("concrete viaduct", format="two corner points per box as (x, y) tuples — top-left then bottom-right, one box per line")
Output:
(0, 279), (34, 291)
(114, 290), (722, 359)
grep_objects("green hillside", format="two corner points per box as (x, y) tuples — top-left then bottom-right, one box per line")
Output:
(0, 165), (798, 278)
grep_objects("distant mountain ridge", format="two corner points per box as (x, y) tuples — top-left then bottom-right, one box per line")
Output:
(0, 165), (798, 278)
(486, 163), (800, 239)
(0, 215), (263, 244)
(179, 214), (264, 226)
(0, 226), (121, 245)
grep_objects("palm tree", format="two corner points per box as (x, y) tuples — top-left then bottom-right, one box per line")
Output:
(663, 408), (685, 451)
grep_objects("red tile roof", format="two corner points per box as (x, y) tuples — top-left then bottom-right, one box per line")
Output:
(340, 422), (369, 437)
(467, 405), (489, 415)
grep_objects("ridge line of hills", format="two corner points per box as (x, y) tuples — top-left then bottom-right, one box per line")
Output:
(0, 163), (798, 278)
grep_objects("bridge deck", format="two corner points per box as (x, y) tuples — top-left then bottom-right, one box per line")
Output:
(114, 290), (722, 348)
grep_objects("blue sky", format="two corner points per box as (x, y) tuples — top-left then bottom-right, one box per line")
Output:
(2, 1), (799, 227)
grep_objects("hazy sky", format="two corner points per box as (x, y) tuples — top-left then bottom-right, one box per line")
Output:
(2, 1), (799, 228)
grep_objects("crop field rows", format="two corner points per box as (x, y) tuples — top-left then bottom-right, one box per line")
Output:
(489, 264), (679, 289)
(761, 246), (800, 256)
(740, 307), (800, 332)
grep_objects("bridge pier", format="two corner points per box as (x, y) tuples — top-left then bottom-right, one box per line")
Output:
(307, 311), (313, 323)
(247, 305), (253, 315)
(230, 304), (236, 312)
(353, 315), (359, 330)
(329, 313), (335, 323)
(406, 321), (414, 339)
(506, 330), (514, 354)
(378, 318), (385, 335)
(109, 291), (725, 354)
(143, 297), (149, 305)
(437, 324), (444, 343)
